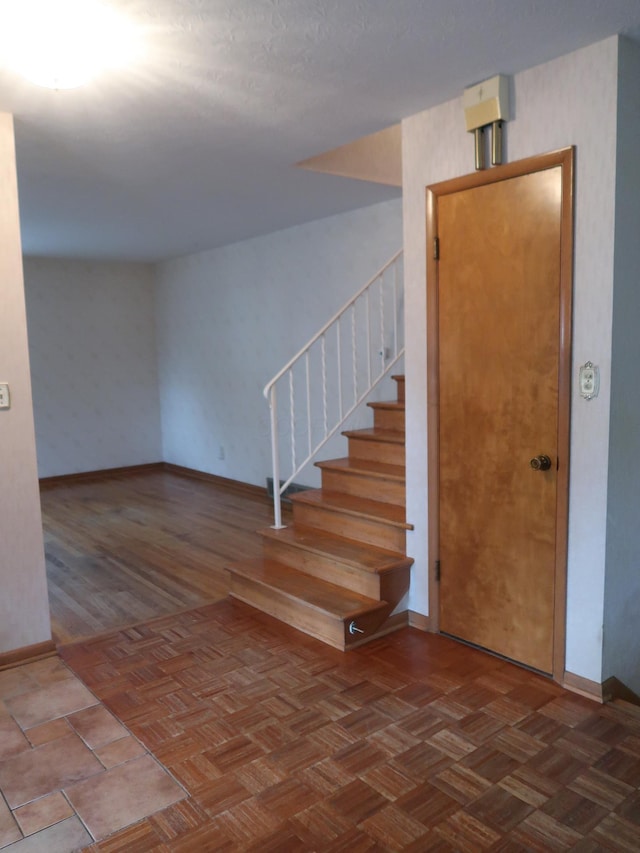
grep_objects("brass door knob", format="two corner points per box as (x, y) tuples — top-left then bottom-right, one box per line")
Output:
(530, 455), (552, 471)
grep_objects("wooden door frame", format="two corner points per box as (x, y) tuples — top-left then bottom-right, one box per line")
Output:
(426, 147), (574, 682)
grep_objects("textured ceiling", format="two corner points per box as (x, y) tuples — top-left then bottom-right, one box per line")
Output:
(1, 0), (640, 261)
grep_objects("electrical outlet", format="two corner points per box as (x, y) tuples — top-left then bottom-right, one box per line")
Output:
(218, 445), (225, 460)
(0, 383), (10, 409)
(579, 362), (599, 400)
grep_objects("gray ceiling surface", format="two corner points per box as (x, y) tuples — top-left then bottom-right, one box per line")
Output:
(2, 0), (640, 261)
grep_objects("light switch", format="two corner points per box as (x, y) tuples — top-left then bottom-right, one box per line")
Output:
(0, 382), (10, 409)
(579, 362), (599, 400)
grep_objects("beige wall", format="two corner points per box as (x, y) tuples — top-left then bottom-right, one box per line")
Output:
(155, 199), (403, 487)
(24, 258), (161, 478)
(402, 38), (619, 685)
(603, 38), (640, 694)
(0, 113), (51, 654)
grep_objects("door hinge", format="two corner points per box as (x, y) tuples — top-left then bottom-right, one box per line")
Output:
(435, 560), (441, 582)
(433, 236), (440, 260)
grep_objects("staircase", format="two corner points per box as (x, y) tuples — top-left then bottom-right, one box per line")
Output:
(227, 375), (413, 650)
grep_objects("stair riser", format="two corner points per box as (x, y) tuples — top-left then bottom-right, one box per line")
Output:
(380, 569), (411, 611)
(347, 437), (405, 466)
(320, 469), (405, 507)
(342, 604), (394, 647)
(292, 503), (406, 551)
(372, 409), (405, 432)
(229, 575), (346, 649)
(263, 538), (382, 598)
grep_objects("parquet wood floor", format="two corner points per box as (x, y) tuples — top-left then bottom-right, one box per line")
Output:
(60, 600), (640, 851)
(41, 470), (290, 643)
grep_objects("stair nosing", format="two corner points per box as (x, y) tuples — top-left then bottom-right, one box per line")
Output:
(315, 457), (405, 482)
(366, 401), (405, 411)
(342, 428), (405, 444)
(260, 524), (412, 573)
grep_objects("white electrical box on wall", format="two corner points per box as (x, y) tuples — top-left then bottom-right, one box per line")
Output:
(0, 382), (10, 409)
(463, 74), (510, 132)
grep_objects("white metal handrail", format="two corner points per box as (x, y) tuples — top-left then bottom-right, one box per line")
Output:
(264, 249), (404, 528)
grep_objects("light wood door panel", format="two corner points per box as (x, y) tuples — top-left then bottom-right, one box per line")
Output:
(437, 167), (562, 674)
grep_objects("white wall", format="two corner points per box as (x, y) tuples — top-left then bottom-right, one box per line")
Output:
(24, 259), (162, 478)
(402, 38), (619, 684)
(0, 114), (51, 653)
(603, 37), (640, 694)
(155, 199), (403, 488)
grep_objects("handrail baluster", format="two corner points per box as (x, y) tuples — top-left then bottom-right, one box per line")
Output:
(337, 319), (343, 422)
(321, 335), (328, 438)
(351, 303), (357, 406)
(393, 262), (398, 357)
(379, 274), (385, 369)
(288, 371), (296, 476)
(305, 352), (312, 459)
(269, 385), (283, 528)
(365, 290), (372, 389)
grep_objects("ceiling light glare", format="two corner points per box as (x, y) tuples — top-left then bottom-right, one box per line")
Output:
(0, 0), (140, 89)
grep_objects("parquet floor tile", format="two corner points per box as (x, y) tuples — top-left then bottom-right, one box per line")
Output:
(55, 599), (640, 851)
(590, 813), (640, 851)
(434, 808), (502, 851)
(466, 785), (535, 833)
(510, 809), (583, 850)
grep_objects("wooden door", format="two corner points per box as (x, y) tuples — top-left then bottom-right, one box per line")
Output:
(430, 152), (573, 675)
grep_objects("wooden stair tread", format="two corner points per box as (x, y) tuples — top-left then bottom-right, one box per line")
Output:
(342, 428), (404, 444)
(260, 525), (411, 573)
(367, 401), (405, 411)
(291, 489), (412, 529)
(315, 457), (405, 482)
(228, 558), (385, 617)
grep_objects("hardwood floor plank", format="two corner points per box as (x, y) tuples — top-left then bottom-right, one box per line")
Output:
(41, 469), (289, 643)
